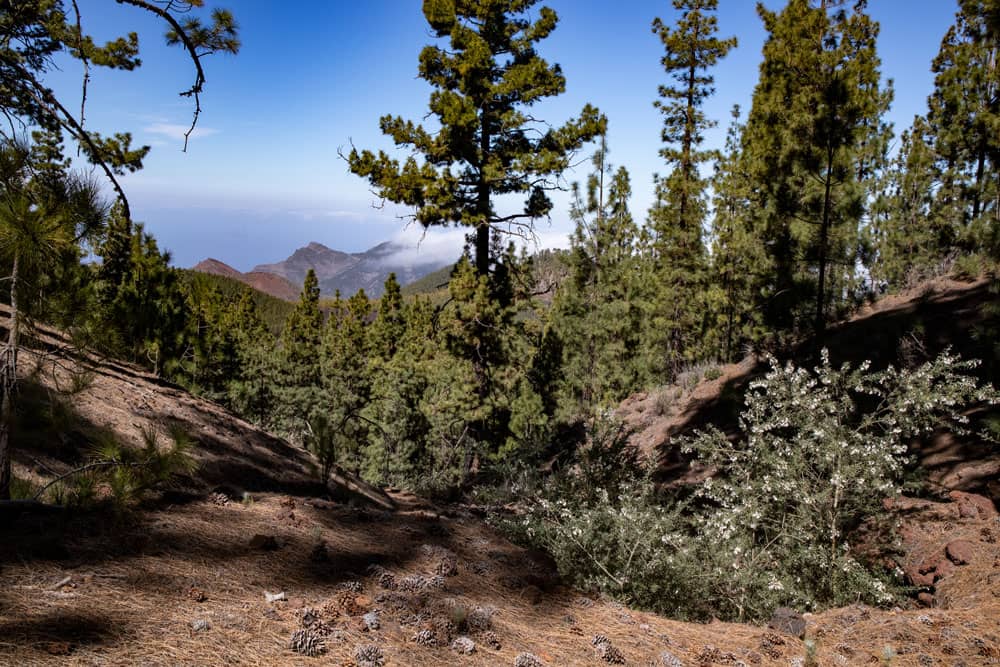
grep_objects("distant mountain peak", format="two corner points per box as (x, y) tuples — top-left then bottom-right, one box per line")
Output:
(190, 258), (299, 302)
(248, 240), (456, 298)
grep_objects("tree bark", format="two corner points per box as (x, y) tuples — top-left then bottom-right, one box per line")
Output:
(0, 251), (20, 500)
(475, 111), (492, 276)
(815, 143), (834, 337)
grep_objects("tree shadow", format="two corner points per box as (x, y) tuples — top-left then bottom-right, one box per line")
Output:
(0, 611), (120, 650)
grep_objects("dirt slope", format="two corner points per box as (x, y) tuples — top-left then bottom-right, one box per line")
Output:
(2, 487), (997, 666)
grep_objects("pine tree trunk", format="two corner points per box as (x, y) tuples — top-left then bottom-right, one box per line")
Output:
(475, 115), (492, 277)
(0, 252), (20, 500)
(816, 143), (834, 337)
(973, 137), (986, 221)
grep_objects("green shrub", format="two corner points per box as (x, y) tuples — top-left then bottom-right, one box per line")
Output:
(34, 425), (197, 510)
(504, 350), (999, 622)
(951, 253), (987, 281)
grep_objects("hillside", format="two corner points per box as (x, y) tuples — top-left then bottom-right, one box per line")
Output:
(400, 249), (570, 302)
(191, 259), (300, 303)
(177, 269), (295, 334)
(250, 241), (454, 299)
(0, 279), (998, 665)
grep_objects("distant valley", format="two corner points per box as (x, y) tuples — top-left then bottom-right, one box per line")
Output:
(192, 240), (456, 300)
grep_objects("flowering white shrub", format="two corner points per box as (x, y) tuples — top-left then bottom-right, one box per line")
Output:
(504, 350), (998, 621)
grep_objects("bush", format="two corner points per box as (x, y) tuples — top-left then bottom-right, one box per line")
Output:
(504, 350), (999, 621)
(35, 425), (197, 510)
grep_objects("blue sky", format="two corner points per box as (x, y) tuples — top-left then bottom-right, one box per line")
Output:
(48, 1), (960, 272)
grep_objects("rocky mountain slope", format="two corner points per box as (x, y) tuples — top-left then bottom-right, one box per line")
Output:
(192, 258), (300, 302)
(250, 240), (454, 299)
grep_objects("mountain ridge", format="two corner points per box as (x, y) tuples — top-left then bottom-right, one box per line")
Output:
(194, 240), (455, 300)
(191, 258), (301, 301)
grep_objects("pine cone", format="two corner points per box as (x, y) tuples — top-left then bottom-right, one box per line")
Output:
(436, 555), (458, 576)
(657, 650), (683, 667)
(362, 610), (380, 631)
(514, 652), (545, 667)
(354, 644), (385, 667)
(482, 630), (502, 650)
(451, 636), (476, 654)
(467, 605), (493, 631)
(595, 641), (625, 664)
(412, 629), (437, 647)
(289, 629), (326, 657)
(377, 571), (396, 589)
(398, 575), (427, 592)
(337, 580), (363, 593)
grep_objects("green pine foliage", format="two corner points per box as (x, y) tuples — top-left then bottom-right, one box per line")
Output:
(92, 204), (188, 376)
(927, 0), (1000, 250)
(871, 116), (950, 286)
(740, 0), (892, 335)
(551, 136), (643, 418)
(177, 269), (293, 335)
(348, 0), (604, 275)
(642, 0), (735, 376)
(274, 270), (325, 455)
(706, 106), (769, 361)
(226, 292), (278, 426)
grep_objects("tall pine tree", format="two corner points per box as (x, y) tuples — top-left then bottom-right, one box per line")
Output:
(644, 0), (735, 375)
(741, 0), (892, 336)
(926, 0), (999, 251)
(348, 0), (604, 276)
(552, 135), (642, 416)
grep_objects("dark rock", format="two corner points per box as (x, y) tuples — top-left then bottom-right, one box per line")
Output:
(768, 607), (807, 639)
(949, 491), (997, 519)
(249, 534), (279, 550)
(945, 539), (975, 565)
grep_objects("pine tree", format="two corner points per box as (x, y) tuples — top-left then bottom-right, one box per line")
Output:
(283, 270), (322, 387)
(94, 205), (188, 375)
(370, 273), (405, 362)
(741, 0), (892, 336)
(181, 276), (239, 401)
(871, 116), (946, 286)
(361, 293), (435, 485)
(0, 1), (238, 216)
(0, 137), (105, 499)
(312, 289), (372, 477)
(926, 0), (999, 251)
(643, 0), (735, 376)
(227, 291), (277, 426)
(706, 106), (768, 361)
(552, 136), (642, 416)
(652, 0), (736, 236)
(348, 0), (603, 276)
(275, 269), (324, 446)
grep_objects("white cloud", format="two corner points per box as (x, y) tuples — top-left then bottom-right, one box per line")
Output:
(383, 226), (466, 266)
(378, 223), (572, 268)
(144, 123), (220, 141)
